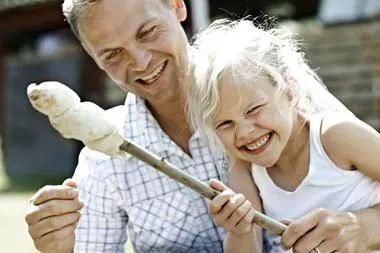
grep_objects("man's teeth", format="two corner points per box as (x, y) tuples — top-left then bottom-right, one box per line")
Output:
(140, 63), (166, 84)
(245, 133), (270, 151)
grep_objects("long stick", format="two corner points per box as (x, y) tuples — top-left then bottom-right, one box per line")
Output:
(26, 82), (286, 235)
(120, 139), (287, 235)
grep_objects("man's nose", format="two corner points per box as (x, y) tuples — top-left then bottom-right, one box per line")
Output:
(129, 47), (151, 72)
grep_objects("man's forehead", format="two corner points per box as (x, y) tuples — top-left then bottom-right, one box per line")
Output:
(78, 0), (166, 45)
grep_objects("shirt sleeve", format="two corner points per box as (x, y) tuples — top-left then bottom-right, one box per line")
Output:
(73, 148), (129, 253)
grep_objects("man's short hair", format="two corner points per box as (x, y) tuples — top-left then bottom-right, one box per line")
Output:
(62, 0), (96, 40)
(62, 0), (171, 41)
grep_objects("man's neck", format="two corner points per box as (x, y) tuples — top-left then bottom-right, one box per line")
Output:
(147, 96), (192, 155)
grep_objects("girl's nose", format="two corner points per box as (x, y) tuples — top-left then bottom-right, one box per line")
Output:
(236, 120), (255, 140)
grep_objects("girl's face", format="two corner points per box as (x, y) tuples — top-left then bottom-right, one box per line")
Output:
(213, 73), (294, 167)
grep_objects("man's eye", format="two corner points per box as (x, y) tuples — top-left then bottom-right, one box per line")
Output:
(106, 49), (122, 60)
(139, 26), (157, 39)
(216, 120), (232, 129)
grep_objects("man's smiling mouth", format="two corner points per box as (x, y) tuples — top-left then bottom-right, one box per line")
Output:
(137, 60), (168, 85)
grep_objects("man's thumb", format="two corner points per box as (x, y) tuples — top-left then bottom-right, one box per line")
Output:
(209, 178), (229, 192)
(63, 178), (77, 188)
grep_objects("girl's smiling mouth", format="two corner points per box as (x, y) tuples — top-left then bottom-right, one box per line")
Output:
(240, 131), (274, 155)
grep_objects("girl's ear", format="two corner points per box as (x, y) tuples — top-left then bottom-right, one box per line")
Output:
(169, 0), (187, 21)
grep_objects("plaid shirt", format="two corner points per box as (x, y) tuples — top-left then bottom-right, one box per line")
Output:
(73, 93), (228, 253)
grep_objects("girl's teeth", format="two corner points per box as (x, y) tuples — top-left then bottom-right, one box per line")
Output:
(245, 134), (270, 151)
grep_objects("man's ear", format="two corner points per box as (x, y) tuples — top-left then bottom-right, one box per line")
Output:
(170, 0), (187, 21)
(81, 42), (104, 70)
(286, 89), (294, 102)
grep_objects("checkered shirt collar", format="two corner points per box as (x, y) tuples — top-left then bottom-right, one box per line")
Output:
(123, 93), (191, 159)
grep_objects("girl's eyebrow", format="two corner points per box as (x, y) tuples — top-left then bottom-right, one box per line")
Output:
(213, 117), (223, 126)
(245, 99), (263, 110)
(213, 113), (229, 127)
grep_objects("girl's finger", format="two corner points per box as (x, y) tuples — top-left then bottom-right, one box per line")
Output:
(209, 178), (229, 192)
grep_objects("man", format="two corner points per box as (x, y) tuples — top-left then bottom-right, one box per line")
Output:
(25, 0), (380, 252)
(26, 0), (234, 252)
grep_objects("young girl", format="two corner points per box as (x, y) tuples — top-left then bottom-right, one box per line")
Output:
(188, 19), (380, 253)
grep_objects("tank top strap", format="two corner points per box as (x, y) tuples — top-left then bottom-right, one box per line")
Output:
(309, 113), (325, 159)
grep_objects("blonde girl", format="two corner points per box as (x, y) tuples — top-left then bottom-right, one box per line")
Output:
(188, 19), (380, 253)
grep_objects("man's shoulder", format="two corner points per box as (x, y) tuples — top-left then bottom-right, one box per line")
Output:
(103, 93), (144, 132)
(73, 146), (134, 184)
(105, 105), (127, 129)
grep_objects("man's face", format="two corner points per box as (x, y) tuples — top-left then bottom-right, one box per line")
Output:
(78, 0), (189, 105)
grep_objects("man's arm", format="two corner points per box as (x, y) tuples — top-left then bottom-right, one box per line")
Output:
(355, 203), (380, 251)
(72, 149), (129, 252)
(25, 178), (83, 253)
(26, 148), (130, 253)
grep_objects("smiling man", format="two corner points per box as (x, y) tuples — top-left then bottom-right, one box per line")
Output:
(25, 0), (234, 252)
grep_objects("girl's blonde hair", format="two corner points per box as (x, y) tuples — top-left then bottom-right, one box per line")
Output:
(187, 18), (349, 151)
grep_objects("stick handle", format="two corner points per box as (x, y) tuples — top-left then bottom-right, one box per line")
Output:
(120, 140), (286, 235)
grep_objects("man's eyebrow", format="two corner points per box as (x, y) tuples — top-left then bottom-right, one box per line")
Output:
(136, 18), (157, 35)
(97, 48), (113, 57)
(96, 18), (158, 57)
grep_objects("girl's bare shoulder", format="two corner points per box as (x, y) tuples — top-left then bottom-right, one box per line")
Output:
(320, 113), (378, 171)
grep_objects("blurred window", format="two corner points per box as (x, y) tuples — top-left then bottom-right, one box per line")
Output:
(319, 0), (380, 24)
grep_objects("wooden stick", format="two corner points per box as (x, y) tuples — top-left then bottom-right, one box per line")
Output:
(120, 139), (287, 235)
(27, 82), (287, 235)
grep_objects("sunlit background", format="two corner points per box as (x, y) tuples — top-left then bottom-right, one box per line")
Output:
(0, 0), (379, 252)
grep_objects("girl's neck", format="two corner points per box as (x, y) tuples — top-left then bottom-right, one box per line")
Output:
(266, 111), (311, 191)
(273, 111), (310, 173)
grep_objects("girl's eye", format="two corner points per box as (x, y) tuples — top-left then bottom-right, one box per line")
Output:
(106, 49), (122, 60)
(247, 105), (262, 114)
(139, 26), (157, 39)
(216, 120), (233, 130)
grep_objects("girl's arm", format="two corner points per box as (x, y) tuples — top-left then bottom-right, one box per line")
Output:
(321, 116), (380, 180)
(225, 158), (263, 253)
(281, 116), (380, 252)
(320, 116), (380, 250)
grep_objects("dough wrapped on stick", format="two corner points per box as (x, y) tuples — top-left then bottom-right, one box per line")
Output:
(27, 81), (287, 235)
(27, 81), (126, 158)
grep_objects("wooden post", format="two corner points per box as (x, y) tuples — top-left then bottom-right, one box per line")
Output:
(0, 38), (6, 134)
(190, 0), (210, 34)
(365, 21), (380, 131)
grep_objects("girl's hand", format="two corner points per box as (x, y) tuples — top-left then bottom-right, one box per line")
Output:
(208, 179), (256, 235)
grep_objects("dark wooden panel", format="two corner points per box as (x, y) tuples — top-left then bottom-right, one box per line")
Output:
(0, 3), (66, 36)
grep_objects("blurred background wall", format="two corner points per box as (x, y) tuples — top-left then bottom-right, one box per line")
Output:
(0, 0), (379, 252)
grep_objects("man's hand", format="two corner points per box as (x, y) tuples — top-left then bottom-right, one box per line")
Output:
(281, 208), (362, 253)
(25, 179), (83, 253)
(208, 179), (256, 235)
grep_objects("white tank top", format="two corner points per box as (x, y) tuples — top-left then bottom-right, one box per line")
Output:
(251, 113), (380, 253)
